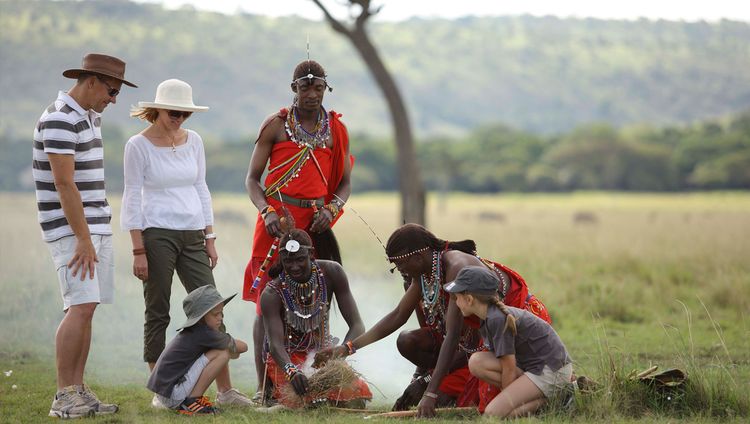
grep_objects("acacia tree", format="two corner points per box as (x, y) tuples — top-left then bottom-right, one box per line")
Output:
(311, 0), (425, 225)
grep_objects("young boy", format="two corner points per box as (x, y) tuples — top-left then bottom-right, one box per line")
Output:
(147, 285), (248, 415)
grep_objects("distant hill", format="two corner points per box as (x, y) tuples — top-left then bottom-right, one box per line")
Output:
(2, 0), (750, 140)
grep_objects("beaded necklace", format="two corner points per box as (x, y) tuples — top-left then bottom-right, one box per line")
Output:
(285, 105), (330, 149)
(478, 257), (509, 299)
(419, 249), (486, 354)
(419, 250), (444, 329)
(277, 262), (330, 352)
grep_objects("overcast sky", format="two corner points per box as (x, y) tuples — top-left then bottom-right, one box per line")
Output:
(133, 0), (749, 22)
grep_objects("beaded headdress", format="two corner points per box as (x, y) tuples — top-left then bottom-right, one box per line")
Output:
(280, 238), (313, 253)
(292, 37), (333, 92)
(387, 246), (430, 262)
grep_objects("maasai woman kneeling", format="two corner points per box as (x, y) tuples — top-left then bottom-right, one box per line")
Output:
(314, 223), (553, 417)
(260, 229), (371, 408)
(444, 266), (573, 417)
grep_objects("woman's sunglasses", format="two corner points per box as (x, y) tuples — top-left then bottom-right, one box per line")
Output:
(167, 110), (193, 119)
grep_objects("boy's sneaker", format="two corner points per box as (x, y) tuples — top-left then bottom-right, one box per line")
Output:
(178, 396), (217, 415)
(49, 386), (95, 419)
(79, 384), (119, 415)
(216, 388), (253, 406)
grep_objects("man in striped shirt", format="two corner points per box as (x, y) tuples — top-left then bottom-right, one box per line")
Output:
(33, 53), (136, 419)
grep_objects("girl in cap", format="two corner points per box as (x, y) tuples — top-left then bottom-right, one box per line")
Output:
(444, 266), (573, 418)
(147, 286), (248, 415)
(122, 79), (251, 406)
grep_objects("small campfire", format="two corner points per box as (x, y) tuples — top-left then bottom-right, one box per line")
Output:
(280, 359), (361, 408)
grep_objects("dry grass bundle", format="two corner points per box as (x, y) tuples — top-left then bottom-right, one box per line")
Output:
(280, 359), (362, 408)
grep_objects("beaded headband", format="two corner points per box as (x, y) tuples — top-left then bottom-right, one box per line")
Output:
(280, 239), (313, 253)
(293, 73), (333, 92)
(387, 246), (430, 262)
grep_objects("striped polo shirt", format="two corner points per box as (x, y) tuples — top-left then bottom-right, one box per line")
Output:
(33, 91), (111, 242)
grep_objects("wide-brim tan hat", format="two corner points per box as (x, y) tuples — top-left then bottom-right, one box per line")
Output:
(63, 53), (137, 87)
(177, 285), (236, 331)
(138, 78), (209, 112)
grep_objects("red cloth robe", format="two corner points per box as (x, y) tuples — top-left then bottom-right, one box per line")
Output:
(243, 109), (350, 311)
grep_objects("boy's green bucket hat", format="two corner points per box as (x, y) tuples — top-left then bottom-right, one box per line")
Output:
(177, 285), (236, 331)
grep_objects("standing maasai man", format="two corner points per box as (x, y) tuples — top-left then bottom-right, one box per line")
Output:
(243, 59), (352, 402)
(260, 229), (371, 407)
(315, 223), (553, 417)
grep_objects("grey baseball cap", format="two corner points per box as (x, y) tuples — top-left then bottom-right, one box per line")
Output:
(177, 285), (236, 331)
(443, 266), (500, 295)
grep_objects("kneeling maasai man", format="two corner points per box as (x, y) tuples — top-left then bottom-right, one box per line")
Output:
(260, 229), (371, 407)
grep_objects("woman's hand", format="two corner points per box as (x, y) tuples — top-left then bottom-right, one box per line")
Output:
(309, 208), (333, 233)
(133, 254), (148, 281)
(206, 238), (218, 269)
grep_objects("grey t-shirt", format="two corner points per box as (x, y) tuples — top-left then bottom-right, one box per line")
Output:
(480, 305), (571, 375)
(147, 322), (236, 397)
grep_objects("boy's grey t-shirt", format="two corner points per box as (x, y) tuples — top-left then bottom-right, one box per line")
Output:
(147, 322), (236, 398)
(480, 304), (571, 375)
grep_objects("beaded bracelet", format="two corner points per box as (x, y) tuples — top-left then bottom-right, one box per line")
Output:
(323, 203), (339, 218)
(283, 362), (300, 381)
(260, 205), (276, 220)
(345, 340), (356, 355)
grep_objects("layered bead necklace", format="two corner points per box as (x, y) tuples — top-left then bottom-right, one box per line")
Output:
(285, 106), (330, 149)
(420, 250), (445, 330)
(278, 262), (330, 352)
(419, 249), (498, 354)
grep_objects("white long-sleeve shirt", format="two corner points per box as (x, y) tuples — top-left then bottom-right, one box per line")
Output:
(120, 130), (214, 231)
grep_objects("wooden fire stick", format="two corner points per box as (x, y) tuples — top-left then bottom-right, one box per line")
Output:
(363, 406), (477, 419)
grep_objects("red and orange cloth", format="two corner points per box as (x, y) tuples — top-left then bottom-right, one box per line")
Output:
(265, 352), (372, 408)
(243, 109), (352, 308)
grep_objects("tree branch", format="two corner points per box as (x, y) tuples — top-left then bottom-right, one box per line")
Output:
(310, 0), (351, 35)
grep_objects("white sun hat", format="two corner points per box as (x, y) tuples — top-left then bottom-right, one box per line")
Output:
(138, 78), (209, 112)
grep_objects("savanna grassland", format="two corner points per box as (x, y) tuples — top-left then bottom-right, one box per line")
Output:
(0, 191), (748, 423)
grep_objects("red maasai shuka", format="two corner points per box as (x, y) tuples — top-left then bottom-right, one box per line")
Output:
(266, 352), (372, 408)
(243, 110), (351, 311)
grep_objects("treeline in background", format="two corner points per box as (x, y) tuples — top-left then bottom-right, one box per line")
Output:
(1, 0), (749, 192)
(2, 110), (749, 193)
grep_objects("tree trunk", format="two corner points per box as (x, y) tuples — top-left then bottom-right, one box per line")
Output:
(311, 0), (426, 225)
(347, 31), (425, 224)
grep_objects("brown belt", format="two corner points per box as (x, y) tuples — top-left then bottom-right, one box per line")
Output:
(271, 193), (325, 208)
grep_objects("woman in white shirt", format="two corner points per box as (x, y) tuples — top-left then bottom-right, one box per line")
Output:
(122, 79), (251, 406)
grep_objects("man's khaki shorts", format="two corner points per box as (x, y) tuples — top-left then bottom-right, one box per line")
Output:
(47, 234), (114, 311)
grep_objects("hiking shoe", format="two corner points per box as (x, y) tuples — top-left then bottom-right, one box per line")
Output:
(216, 388), (253, 406)
(49, 386), (95, 419)
(79, 384), (119, 415)
(177, 396), (217, 415)
(151, 394), (168, 409)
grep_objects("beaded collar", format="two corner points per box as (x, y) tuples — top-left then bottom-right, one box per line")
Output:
(275, 262), (331, 352)
(285, 105), (330, 149)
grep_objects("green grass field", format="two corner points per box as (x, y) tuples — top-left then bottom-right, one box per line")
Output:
(1, 191), (748, 423)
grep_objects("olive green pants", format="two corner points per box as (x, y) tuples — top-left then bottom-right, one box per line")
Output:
(142, 228), (215, 363)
